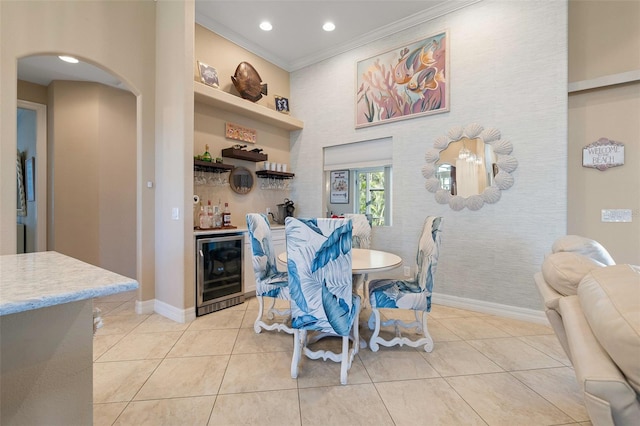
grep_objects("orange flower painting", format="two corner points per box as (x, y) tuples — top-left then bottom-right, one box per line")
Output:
(356, 31), (448, 128)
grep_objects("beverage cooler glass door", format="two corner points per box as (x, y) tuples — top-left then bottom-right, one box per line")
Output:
(196, 234), (244, 316)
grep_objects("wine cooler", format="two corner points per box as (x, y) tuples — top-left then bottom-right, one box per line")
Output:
(195, 234), (244, 316)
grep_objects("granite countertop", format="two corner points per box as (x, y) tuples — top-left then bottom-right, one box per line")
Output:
(0, 251), (139, 316)
(193, 223), (285, 236)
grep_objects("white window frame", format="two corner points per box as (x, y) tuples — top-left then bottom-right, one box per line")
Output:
(354, 166), (391, 226)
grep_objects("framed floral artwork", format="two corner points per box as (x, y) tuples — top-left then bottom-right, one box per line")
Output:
(355, 30), (449, 128)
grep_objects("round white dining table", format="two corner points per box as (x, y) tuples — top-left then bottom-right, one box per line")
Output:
(276, 248), (402, 274)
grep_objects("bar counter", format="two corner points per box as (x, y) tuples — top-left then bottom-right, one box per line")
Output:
(0, 251), (138, 425)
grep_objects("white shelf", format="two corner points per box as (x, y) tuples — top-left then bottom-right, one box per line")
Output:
(194, 81), (304, 131)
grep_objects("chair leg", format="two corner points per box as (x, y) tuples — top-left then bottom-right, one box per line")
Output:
(368, 308), (382, 352)
(340, 336), (349, 385)
(291, 329), (304, 379)
(421, 311), (434, 352)
(254, 296), (294, 334)
(254, 296), (265, 333)
(266, 297), (277, 319)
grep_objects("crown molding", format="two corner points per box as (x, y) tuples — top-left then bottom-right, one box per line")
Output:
(196, 0), (482, 72)
(289, 0), (481, 71)
(195, 13), (290, 71)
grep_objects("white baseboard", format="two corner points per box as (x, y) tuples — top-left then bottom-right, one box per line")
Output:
(137, 294), (547, 326)
(135, 299), (155, 315)
(432, 292), (549, 325)
(136, 299), (196, 323)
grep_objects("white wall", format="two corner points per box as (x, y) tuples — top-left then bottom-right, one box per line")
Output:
(290, 0), (568, 311)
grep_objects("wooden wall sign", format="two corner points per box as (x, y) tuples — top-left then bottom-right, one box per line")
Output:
(225, 122), (257, 144)
(582, 138), (624, 171)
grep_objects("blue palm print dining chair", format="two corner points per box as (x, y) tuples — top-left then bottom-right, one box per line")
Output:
(246, 213), (293, 334)
(285, 217), (361, 385)
(368, 216), (443, 352)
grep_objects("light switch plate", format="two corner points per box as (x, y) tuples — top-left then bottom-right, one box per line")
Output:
(601, 209), (632, 222)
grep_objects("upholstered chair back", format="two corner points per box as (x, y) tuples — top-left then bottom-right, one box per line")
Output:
(285, 217), (356, 336)
(415, 216), (444, 302)
(344, 213), (371, 249)
(246, 213), (288, 299)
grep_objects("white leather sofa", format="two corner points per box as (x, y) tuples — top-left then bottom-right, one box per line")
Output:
(534, 236), (640, 426)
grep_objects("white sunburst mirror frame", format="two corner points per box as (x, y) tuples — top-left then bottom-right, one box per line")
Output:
(422, 123), (518, 211)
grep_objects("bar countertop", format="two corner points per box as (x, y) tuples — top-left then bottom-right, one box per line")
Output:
(0, 251), (139, 316)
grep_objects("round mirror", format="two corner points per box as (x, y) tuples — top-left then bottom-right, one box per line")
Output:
(422, 124), (517, 211)
(229, 166), (254, 194)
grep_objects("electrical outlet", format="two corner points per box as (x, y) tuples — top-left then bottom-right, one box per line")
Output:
(403, 266), (411, 277)
(266, 207), (270, 214)
(171, 207), (180, 220)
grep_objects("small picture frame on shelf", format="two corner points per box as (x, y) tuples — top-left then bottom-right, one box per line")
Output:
(198, 61), (219, 88)
(275, 95), (290, 114)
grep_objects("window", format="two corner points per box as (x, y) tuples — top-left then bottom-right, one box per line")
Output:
(323, 137), (393, 225)
(355, 167), (391, 226)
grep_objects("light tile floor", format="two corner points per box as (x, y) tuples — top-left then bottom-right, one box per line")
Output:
(93, 291), (592, 426)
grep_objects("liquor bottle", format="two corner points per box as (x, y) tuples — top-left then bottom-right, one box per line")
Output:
(198, 205), (207, 229)
(213, 204), (222, 228)
(223, 202), (231, 227)
(202, 144), (212, 162)
(207, 200), (214, 228)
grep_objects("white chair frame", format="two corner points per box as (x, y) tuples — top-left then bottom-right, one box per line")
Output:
(291, 304), (360, 385)
(367, 306), (433, 352)
(254, 295), (292, 334)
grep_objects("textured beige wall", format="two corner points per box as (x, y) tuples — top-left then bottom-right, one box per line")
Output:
(49, 82), (101, 265)
(193, 24), (294, 226)
(568, 83), (640, 264)
(568, 0), (640, 264)
(1, 1), (156, 304)
(98, 85), (137, 277)
(154, 0), (195, 313)
(17, 80), (48, 104)
(48, 81), (137, 277)
(195, 24), (290, 110)
(569, 0), (640, 82)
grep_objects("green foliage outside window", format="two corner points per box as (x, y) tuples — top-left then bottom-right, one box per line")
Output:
(358, 170), (386, 226)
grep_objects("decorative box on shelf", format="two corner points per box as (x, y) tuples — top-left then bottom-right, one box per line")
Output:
(221, 148), (268, 162)
(255, 170), (295, 179)
(194, 159), (234, 172)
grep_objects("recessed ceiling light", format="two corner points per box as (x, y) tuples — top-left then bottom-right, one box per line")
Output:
(259, 21), (272, 31)
(58, 55), (79, 64)
(322, 22), (335, 32)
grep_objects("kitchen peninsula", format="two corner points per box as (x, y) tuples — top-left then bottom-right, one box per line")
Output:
(0, 251), (138, 425)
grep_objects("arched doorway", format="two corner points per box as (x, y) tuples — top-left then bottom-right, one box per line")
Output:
(17, 54), (137, 279)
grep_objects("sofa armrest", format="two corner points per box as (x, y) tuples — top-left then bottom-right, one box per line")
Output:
(534, 272), (562, 310)
(559, 296), (640, 426)
(535, 273), (571, 359)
